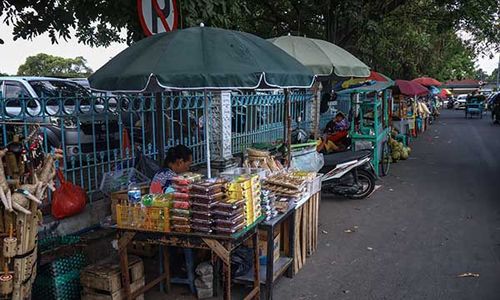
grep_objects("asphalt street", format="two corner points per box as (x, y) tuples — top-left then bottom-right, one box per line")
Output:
(274, 109), (500, 300)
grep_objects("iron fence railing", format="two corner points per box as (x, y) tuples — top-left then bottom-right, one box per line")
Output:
(0, 91), (311, 203)
(231, 91), (313, 153)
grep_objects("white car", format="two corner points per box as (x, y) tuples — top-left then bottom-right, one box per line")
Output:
(454, 94), (467, 110)
(0, 76), (120, 156)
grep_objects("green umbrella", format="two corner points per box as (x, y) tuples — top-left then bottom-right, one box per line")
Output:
(268, 35), (370, 78)
(89, 26), (315, 92)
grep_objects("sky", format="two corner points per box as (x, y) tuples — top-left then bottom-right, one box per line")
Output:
(0, 23), (499, 77)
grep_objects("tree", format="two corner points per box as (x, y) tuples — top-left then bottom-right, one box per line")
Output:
(17, 53), (93, 77)
(0, 72), (8, 76)
(1, 0), (498, 79)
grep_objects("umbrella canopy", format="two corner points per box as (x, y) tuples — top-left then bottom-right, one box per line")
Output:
(412, 77), (442, 87)
(366, 71), (391, 82)
(267, 35), (370, 78)
(89, 26), (315, 92)
(395, 80), (428, 96)
(438, 88), (452, 99)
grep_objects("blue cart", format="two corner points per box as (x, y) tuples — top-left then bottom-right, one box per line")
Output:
(465, 95), (485, 119)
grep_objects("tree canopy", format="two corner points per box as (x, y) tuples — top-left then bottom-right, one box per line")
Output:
(17, 53), (93, 77)
(1, 0), (498, 81)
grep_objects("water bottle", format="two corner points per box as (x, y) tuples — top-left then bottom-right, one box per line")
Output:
(128, 183), (142, 205)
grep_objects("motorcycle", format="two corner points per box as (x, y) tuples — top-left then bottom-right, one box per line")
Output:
(319, 149), (376, 199)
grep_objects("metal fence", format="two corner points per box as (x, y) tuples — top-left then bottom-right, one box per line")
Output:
(0, 92), (209, 202)
(0, 91), (312, 203)
(231, 91), (313, 153)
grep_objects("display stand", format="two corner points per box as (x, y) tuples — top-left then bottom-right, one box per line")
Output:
(116, 219), (263, 300)
(235, 206), (295, 300)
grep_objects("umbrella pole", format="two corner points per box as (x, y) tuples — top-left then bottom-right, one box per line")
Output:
(285, 89), (292, 167)
(155, 92), (165, 165)
(204, 90), (212, 178)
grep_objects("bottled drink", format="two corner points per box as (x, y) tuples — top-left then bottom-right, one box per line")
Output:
(128, 183), (142, 205)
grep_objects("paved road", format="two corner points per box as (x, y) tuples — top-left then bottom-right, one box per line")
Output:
(274, 109), (500, 300)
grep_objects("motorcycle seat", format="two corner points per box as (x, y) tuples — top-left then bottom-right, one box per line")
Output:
(322, 149), (371, 167)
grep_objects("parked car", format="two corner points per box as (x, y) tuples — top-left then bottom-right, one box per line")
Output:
(454, 94), (468, 110)
(0, 76), (120, 157)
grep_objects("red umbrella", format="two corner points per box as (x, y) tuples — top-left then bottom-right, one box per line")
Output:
(395, 79), (429, 96)
(412, 77), (442, 87)
(366, 71), (390, 82)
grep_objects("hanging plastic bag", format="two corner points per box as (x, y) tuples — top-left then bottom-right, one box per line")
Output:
(51, 169), (87, 219)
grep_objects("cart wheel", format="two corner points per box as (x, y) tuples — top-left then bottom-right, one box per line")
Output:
(380, 140), (391, 177)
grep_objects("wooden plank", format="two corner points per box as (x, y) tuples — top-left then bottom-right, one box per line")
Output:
(307, 200), (312, 255)
(314, 194), (320, 252)
(82, 277), (145, 300)
(282, 221), (290, 256)
(301, 205), (307, 265)
(243, 287), (260, 300)
(202, 238), (230, 265)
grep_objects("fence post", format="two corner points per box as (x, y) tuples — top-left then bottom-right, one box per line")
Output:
(209, 91), (235, 174)
(310, 82), (322, 137)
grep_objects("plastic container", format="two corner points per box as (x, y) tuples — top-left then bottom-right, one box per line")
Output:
(172, 224), (192, 233)
(171, 215), (191, 225)
(191, 202), (218, 211)
(214, 199), (245, 212)
(191, 179), (227, 194)
(190, 192), (226, 204)
(215, 222), (245, 235)
(172, 201), (190, 209)
(191, 211), (213, 220)
(191, 218), (213, 225)
(100, 168), (150, 195)
(212, 207), (245, 218)
(214, 214), (245, 227)
(171, 192), (190, 200)
(191, 225), (213, 234)
(170, 208), (191, 217)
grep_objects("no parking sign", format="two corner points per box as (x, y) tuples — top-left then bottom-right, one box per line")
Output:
(137, 0), (178, 35)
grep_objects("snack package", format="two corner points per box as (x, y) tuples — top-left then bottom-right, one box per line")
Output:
(215, 222), (245, 235)
(170, 208), (191, 217)
(172, 200), (190, 209)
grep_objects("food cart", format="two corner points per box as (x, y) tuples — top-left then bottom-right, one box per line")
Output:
(336, 81), (393, 176)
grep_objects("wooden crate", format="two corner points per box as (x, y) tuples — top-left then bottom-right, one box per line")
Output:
(292, 192), (320, 275)
(81, 277), (144, 300)
(81, 255), (144, 300)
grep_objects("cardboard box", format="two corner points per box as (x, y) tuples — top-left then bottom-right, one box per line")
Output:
(258, 229), (280, 264)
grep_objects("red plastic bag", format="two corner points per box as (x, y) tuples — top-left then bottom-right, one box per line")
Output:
(51, 169), (87, 219)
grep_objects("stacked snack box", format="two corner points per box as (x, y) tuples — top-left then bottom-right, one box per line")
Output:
(190, 179), (227, 234)
(213, 198), (246, 235)
(249, 174), (262, 222)
(260, 189), (278, 221)
(227, 177), (253, 226)
(170, 177), (193, 233)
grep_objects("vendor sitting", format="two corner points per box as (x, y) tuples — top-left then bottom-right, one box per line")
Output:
(150, 145), (193, 193)
(317, 112), (349, 153)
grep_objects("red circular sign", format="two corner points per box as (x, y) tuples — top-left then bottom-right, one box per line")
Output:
(137, 0), (178, 36)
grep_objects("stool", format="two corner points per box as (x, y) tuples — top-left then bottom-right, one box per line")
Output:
(159, 246), (196, 294)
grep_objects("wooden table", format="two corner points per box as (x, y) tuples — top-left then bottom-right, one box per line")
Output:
(235, 206), (296, 300)
(116, 219), (263, 300)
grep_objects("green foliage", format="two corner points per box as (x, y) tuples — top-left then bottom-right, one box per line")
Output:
(17, 53), (93, 77)
(1, 0), (498, 80)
